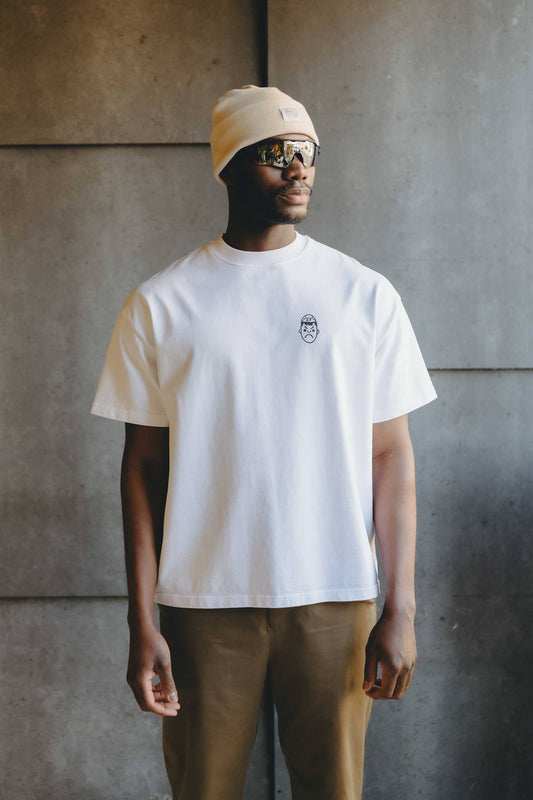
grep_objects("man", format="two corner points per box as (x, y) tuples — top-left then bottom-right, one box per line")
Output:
(92, 85), (437, 800)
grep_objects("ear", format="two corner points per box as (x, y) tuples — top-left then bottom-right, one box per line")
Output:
(219, 165), (231, 186)
(220, 150), (246, 188)
(219, 159), (238, 187)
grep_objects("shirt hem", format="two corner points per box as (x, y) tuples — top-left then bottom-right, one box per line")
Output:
(154, 585), (379, 609)
(373, 389), (437, 423)
(90, 403), (169, 426)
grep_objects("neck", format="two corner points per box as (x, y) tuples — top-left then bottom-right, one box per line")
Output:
(223, 217), (296, 252)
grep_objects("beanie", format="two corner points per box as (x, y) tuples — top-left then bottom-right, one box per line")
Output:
(210, 85), (319, 184)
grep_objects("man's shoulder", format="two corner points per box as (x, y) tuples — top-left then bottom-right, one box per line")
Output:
(140, 241), (212, 291)
(126, 239), (217, 304)
(116, 240), (215, 324)
(307, 236), (398, 294)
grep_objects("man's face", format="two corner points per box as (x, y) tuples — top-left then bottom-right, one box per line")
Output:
(222, 134), (316, 226)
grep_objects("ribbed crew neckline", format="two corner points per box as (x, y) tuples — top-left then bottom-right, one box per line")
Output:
(210, 231), (309, 267)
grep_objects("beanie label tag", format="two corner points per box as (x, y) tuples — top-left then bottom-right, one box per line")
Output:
(279, 106), (300, 122)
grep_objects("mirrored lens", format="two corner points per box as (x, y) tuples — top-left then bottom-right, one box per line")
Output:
(252, 140), (318, 168)
(292, 140), (317, 167)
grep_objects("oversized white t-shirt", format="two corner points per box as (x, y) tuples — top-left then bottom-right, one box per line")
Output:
(92, 232), (437, 608)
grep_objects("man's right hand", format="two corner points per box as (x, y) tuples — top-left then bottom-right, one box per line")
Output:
(126, 624), (180, 717)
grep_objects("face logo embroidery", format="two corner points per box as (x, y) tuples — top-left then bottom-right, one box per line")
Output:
(299, 314), (320, 343)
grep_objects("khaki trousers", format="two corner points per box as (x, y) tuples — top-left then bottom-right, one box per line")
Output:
(159, 599), (377, 800)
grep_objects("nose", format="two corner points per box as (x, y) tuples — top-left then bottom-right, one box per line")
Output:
(282, 153), (308, 180)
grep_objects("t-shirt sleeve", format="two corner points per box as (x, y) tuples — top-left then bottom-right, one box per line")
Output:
(91, 295), (169, 426)
(373, 286), (437, 423)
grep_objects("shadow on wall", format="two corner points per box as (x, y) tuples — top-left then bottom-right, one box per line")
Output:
(364, 376), (533, 800)
(441, 486), (533, 799)
(415, 374), (533, 800)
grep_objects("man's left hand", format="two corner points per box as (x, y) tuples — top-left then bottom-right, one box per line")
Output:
(362, 609), (417, 699)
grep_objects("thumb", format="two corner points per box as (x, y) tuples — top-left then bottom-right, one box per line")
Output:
(158, 661), (178, 703)
(363, 647), (378, 692)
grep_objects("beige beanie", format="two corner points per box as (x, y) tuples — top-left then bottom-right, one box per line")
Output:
(210, 85), (319, 184)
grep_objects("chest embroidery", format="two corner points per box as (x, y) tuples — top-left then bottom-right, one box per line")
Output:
(299, 314), (320, 343)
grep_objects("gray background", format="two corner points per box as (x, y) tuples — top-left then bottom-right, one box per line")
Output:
(1, 1), (531, 798)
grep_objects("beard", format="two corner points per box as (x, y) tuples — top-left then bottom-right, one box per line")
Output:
(266, 208), (308, 225)
(266, 184), (312, 225)
(233, 183), (312, 226)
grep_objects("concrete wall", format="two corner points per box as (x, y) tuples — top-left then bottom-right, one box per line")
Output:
(1, 1), (531, 798)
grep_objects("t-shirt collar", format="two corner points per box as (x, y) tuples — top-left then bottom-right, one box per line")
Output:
(210, 231), (309, 266)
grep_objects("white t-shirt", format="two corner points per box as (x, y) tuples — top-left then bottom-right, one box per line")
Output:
(92, 232), (437, 608)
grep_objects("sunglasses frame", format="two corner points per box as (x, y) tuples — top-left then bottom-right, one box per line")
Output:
(245, 138), (320, 169)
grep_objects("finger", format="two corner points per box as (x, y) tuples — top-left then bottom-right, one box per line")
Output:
(363, 648), (379, 693)
(147, 701), (180, 716)
(401, 665), (415, 695)
(157, 661), (179, 705)
(153, 693), (181, 708)
(134, 674), (180, 716)
(152, 687), (180, 706)
(391, 668), (411, 699)
(152, 677), (180, 707)
(365, 677), (382, 695)
(404, 672), (413, 693)
(368, 664), (398, 699)
(407, 658), (417, 688)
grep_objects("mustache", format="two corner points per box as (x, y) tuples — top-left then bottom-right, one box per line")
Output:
(275, 183), (312, 197)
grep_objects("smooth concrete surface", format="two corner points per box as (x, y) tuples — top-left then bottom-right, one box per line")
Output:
(411, 371), (533, 600)
(0, 598), (271, 800)
(362, 596), (533, 800)
(273, 370), (532, 799)
(1, 146), (226, 596)
(269, 0), (533, 367)
(274, 600), (533, 800)
(0, 0), (260, 144)
(366, 372), (532, 799)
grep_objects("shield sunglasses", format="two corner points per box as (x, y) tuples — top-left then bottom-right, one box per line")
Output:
(246, 138), (320, 169)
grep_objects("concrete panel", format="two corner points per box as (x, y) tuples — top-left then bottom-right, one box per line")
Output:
(363, 597), (533, 799)
(0, 598), (271, 800)
(0, 0), (261, 144)
(274, 370), (533, 798)
(411, 370), (533, 599)
(362, 371), (533, 799)
(1, 146), (227, 596)
(273, 599), (533, 799)
(269, 0), (533, 367)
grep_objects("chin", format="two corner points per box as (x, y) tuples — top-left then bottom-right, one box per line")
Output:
(270, 210), (308, 225)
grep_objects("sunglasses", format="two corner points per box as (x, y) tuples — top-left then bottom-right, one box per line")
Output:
(245, 138), (320, 169)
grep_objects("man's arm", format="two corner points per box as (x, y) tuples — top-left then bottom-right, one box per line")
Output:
(121, 422), (180, 716)
(363, 413), (417, 700)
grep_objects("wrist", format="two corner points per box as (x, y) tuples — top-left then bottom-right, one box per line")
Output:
(382, 595), (416, 621)
(127, 602), (156, 632)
